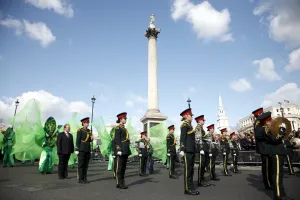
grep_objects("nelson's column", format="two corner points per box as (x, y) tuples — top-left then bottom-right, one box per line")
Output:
(140, 14), (167, 135)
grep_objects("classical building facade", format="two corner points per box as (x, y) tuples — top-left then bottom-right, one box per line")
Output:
(238, 104), (300, 134)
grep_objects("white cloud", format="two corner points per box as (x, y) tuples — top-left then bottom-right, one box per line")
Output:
(125, 92), (147, 107)
(253, 57), (281, 81)
(0, 18), (55, 47)
(230, 78), (252, 92)
(25, 0), (74, 18)
(0, 90), (91, 125)
(285, 47), (300, 72)
(262, 83), (300, 107)
(171, 0), (233, 42)
(125, 101), (134, 107)
(253, 0), (300, 48)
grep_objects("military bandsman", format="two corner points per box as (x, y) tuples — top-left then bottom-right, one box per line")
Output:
(167, 125), (178, 179)
(76, 117), (93, 184)
(179, 108), (199, 195)
(114, 112), (131, 189)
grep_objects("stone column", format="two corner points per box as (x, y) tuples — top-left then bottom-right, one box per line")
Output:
(146, 26), (160, 113)
(141, 14), (167, 135)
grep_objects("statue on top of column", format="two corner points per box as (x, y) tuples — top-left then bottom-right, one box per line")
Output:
(150, 14), (155, 25)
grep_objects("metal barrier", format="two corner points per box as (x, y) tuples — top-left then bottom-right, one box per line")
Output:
(91, 150), (300, 166)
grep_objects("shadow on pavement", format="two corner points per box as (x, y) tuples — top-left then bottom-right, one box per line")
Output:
(246, 174), (273, 200)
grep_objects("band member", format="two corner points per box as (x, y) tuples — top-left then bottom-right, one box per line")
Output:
(57, 124), (74, 179)
(75, 117), (93, 184)
(194, 115), (210, 187)
(284, 135), (297, 175)
(256, 112), (292, 200)
(138, 131), (148, 176)
(252, 108), (272, 190)
(220, 128), (232, 176)
(207, 124), (220, 181)
(179, 108), (199, 195)
(115, 112), (131, 189)
(167, 125), (178, 179)
(230, 132), (241, 174)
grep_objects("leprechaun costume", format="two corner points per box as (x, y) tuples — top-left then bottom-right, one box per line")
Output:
(2, 127), (15, 167)
(39, 117), (57, 174)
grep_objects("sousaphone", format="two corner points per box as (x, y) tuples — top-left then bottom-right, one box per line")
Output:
(270, 117), (292, 140)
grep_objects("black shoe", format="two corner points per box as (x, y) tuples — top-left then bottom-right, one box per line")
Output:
(211, 177), (220, 181)
(198, 181), (210, 187)
(184, 190), (200, 195)
(84, 179), (90, 184)
(59, 177), (64, 179)
(64, 176), (70, 179)
(234, 171), (241, 174)
(288, 173), (295, 175)
(169, 175), (179, 179)
(224, 173), (232, 176)
(116, 184), (128, 189)
(78, 180), (86, 184)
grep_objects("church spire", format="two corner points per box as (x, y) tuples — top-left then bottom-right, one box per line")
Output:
(217, 95), (229, 131)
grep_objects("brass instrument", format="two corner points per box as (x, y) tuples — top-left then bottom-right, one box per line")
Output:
(291, 138), (300, 148)
(270, 117), (292, 140)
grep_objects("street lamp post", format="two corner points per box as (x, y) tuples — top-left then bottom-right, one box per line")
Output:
(91, 95), (96, 132)
(90, 95), (96, 159)
(12, 99), (20, 129)
(14, 99), (19, 116)
(187, 97), (191, 109)
(278, 100), (289, 117)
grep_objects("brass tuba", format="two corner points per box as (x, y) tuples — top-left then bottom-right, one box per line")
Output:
(270, 117), (292, 140)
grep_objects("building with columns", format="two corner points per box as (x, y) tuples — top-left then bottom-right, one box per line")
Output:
(217, 95), (229, 131)
(238, 104), (300, 134)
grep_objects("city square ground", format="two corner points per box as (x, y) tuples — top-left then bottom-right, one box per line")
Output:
(0, 161), (299, 200)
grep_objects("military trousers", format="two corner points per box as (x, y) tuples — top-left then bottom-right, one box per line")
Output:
(139, 156), (148, 175)
(204, 152), (210, 171)
(169, 154), (176, 177)
(223, 153), (230, 175)
(78, 152), (90, 181)
(183, 152), (195, 192)
(261, 154), (272, 188)
(210, 156), (217, 179)
(116, 155), (128, 186)
(195, 152), (206, 184)
(286, 155), (294, 175)
(271, 154), (286, 199)
(231, 153), (239, 173)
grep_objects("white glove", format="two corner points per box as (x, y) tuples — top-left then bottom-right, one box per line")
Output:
(200, 150), (204, 155)
(279, 123), (286, 128)
(209, 154), (212, 157)
(90, 135), (93, 140)
(75, 151), (79, 155)
(167, 153), (170, 157)
(112, 155), (116, 158)
(179, 151), (184, 157)
(233, 154), (236, 156)
(139, 154), (142, 157)
(223, 152), (226, 155)
(117, 151), (122, 156)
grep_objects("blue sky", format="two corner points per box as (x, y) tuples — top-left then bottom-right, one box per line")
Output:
(0, 0), (300, 129)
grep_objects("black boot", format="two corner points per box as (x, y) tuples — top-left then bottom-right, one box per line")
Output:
(84, 175), (90, 184)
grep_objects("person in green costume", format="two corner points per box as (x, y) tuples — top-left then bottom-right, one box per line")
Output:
(39, 117), (57, 174)
(107, 126), (116, 178)
(2, 127), (15, 167)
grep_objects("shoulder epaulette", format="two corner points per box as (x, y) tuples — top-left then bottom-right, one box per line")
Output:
(115, 125), (120, 130)
(181, 122), (189, 128)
